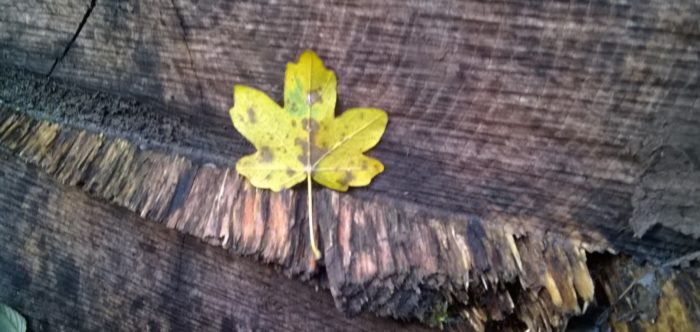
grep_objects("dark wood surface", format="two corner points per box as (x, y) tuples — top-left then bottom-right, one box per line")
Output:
(0, 146), (426, 332)
(0, 0), (91, 74)
(586, 255), (700, 332)
(0, 91), (597, 330)
(1, 0), (700, 330)
(3, 0), (699, 254)
(2, 69), (698, 331)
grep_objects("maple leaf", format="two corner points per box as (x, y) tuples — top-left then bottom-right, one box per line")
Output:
(229, 50), (388, 259)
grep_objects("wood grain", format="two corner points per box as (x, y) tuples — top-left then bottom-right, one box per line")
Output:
(2, 0), (700, 329)
(0, 0), (92, 74)
(0, 99), (648, 330)
(5, 0), (699, 247)
(0, 146), (425, 332)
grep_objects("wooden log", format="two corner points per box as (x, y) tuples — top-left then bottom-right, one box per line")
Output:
(0, 145), (425, 331)
(2, 68), (699, 329)
(2, 0), (700, 329)
(4, 0), (698, 253)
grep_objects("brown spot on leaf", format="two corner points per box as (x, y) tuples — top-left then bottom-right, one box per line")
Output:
(307, 90), (322, 105)
(295, 138), (308, 164)
(295, 137), (328, 165)
(247, 107), (257, 123)
(300, 119), (328, 164)
(259, 146), (273, 163)
(311, 145), (328, 165)
(339, 171), (355, 186)
(291, 119), (297, 128)
(286, 168), (295, 177)
(264, 173), (272, 180)
(301, 119), (320, 132)
(361, 160), (368, 170)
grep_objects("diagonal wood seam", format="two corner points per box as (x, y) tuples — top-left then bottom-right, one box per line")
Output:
(47, 0), (97, 77)
(169, 0), (206, 116)
(0, 107), (609, 327)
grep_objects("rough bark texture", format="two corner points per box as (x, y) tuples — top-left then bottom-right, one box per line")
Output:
(1, 0), (700, 330)
(0, 145), (425, 331)
(585, 254), (700, 332)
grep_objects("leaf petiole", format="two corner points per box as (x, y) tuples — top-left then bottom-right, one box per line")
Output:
(307, 174), (322, 260)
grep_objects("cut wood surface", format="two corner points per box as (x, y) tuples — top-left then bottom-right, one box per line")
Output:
(2, 0), (700, 330)
(1, 69), (699, 330)
(3, 0), (699, 251)
(0, 146), (425, 331)
(0, 92), (598, 329)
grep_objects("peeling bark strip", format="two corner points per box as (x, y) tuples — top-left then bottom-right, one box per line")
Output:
(1, 108), (606, 329)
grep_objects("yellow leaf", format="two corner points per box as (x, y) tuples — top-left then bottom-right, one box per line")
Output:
(229, 50), (388, 259)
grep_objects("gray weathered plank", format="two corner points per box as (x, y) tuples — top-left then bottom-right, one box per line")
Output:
(0, 0), (92, 74)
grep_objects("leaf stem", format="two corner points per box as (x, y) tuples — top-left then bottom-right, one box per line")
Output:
(307, 174), (321, 260)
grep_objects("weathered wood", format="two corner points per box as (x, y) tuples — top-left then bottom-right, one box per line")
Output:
(2, 76), (697, 330)
(53, 0), (700, 244)
(632, 145), (700, 238)
(0, 92), (606, 329)
(0, 0), (91, 74)
(0, 146), (424, 331)
(586, 255), (700, 332)
(2, 0), (700, 329)
(4, 0), (699, 253)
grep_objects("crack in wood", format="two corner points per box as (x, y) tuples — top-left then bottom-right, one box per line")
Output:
(47, 0), (97, 77)
(169, 0), (206, 112)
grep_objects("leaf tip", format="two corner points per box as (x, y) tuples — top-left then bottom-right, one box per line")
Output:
(295, 49), (326, 69)
(300, 49), (320, 59)
(376, 161), (385, 174)
(232, 84), (250, 98)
